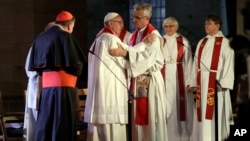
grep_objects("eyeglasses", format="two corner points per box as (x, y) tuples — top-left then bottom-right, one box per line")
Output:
(133, 16), (147, 20)
(164, 25), (175, 28)
(111, 20), (123, 25)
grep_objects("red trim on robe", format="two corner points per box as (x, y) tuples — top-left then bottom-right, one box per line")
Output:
(119, 28), (127, 42)
(196, 37), (222, 121)
(162, 36), (186, 121)
(205, 37), (222, 120)
(196, 38), (208, 121)
(129, 24), (156, 125)
(176, 36), (186, 121)
(96, 27), (114, 38)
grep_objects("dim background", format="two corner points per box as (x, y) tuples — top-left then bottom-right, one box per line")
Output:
(0, 0), (249, 121)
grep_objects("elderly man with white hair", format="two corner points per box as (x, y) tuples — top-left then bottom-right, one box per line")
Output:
(84, 12), (154, 141)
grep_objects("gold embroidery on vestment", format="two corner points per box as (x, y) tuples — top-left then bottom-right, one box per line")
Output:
(207, 88), (215, 105)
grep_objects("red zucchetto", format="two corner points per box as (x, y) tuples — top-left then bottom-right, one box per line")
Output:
(56, 11), (73, 22)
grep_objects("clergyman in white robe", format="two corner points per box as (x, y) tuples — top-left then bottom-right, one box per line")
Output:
(119, 26), (168, 141)
(84, 27), (147, 141)
(190, 31), (234, 141)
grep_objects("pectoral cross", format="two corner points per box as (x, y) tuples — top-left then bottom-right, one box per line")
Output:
(169, 56), (173, 62)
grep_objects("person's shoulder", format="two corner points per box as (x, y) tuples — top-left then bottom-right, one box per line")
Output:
(199, 37), (208, 41)
(178, 34), (189, 41)
(152, 30), (162, 38)
(99, 33), (120, 42)
(222, 36), (230, 42)
(152, 29), (160, 34)
(195, 37), (207, 46)
(41, 26), (67, 36)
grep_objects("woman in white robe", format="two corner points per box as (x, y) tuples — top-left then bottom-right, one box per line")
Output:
(161, 17), (194, 141)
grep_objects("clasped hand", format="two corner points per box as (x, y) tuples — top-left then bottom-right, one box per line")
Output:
(109, 33), (156, 57)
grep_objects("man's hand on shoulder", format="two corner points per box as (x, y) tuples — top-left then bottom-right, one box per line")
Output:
(109, 43), (127, 57)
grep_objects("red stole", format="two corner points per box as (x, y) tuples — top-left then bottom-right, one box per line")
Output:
(129, 23), (156, 46)
(91, 27), (114, 52)
(129, 24), (155, 125)
(96, 27), (114, 38)
(196, 37), (222, 121)
(119, 28), (127, 42)
(176, 36), (186, 121)
(161, 36), (186, 121)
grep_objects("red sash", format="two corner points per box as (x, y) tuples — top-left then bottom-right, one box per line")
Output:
(119, 28), (127, 42)
(135, 75), (150, 125)
(196, 37), (222, 121)
(162, 36), (186, 121)
(42, 70), (77, 88)
(196, 38), (208, 121)
(205, 37), (222, 119)
(176, 36), (186, 121)
(129, 24), (155, 125)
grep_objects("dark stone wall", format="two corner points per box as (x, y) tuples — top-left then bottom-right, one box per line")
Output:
(0, 0), (87, 113)
(0, 0), (34, 112)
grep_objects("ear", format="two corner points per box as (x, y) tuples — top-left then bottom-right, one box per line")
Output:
(67, 23), (71, 31)
(216, 24), (220, 29)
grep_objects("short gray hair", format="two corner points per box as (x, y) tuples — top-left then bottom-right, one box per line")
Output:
(162, 17), (179, 29)
(133, 2), (152, 18)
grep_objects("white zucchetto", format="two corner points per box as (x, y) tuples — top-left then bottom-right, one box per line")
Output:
(104, 12), (119, 22)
